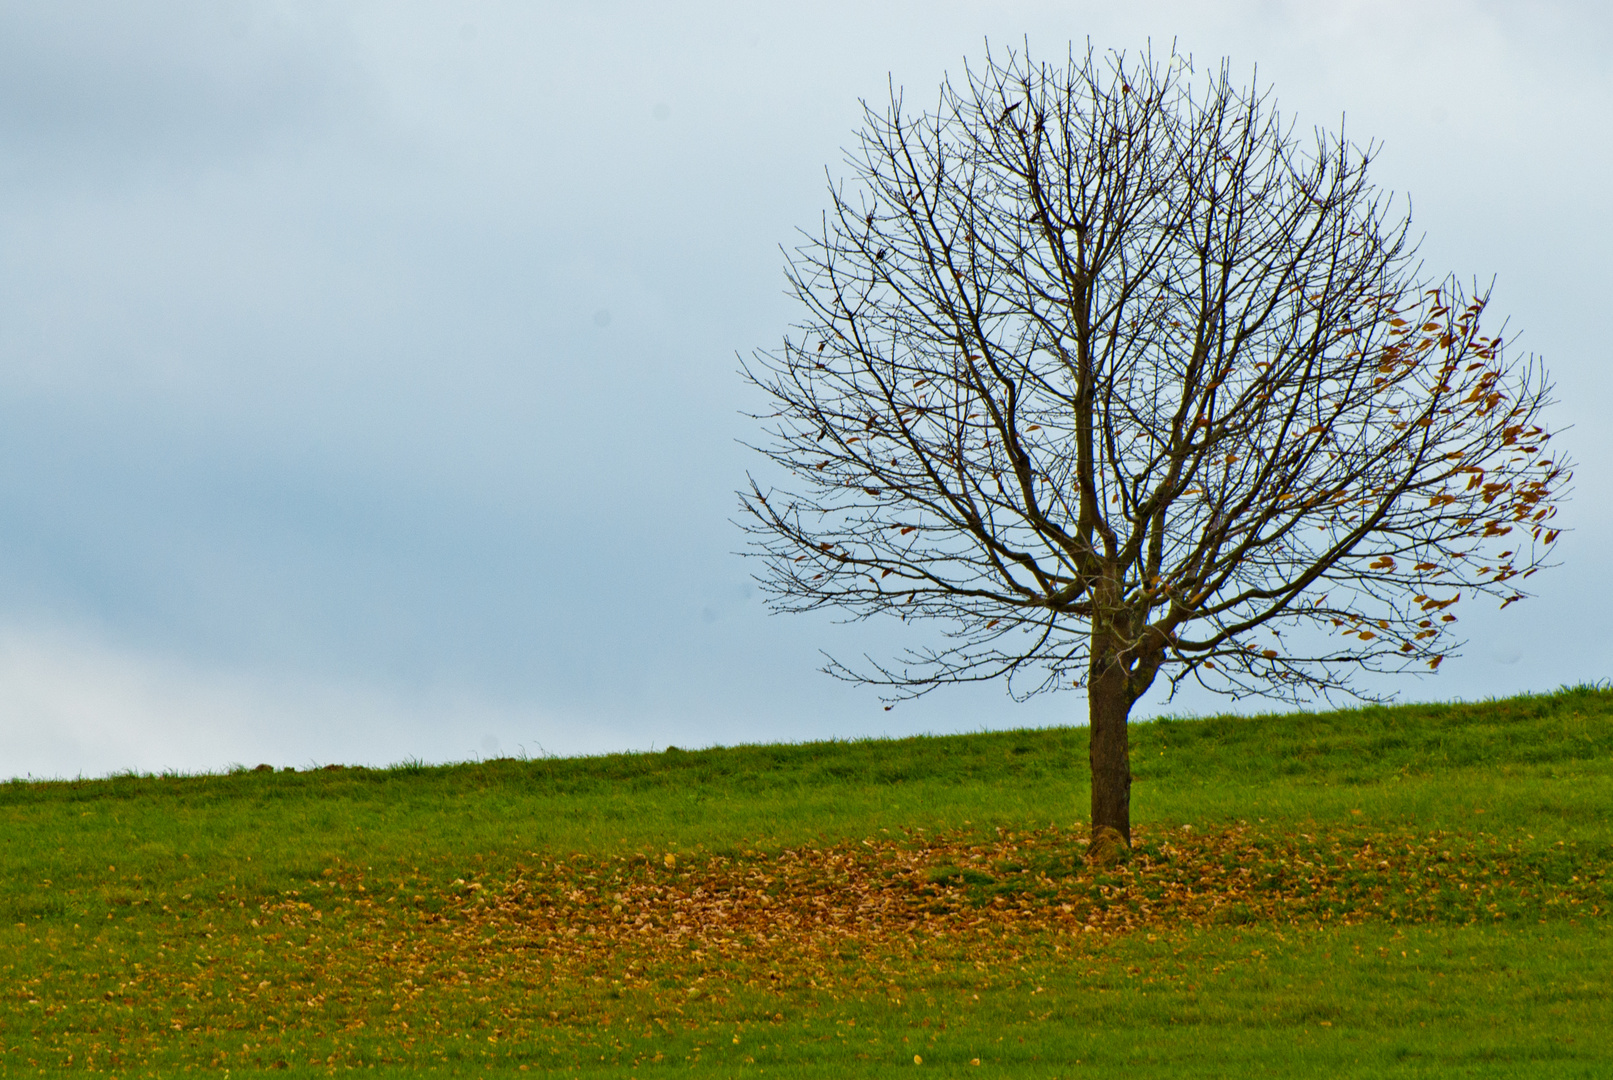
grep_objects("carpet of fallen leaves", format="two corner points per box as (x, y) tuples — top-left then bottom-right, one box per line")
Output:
(4, 823), (1606, 1071)
(410, 822), (1605, 954)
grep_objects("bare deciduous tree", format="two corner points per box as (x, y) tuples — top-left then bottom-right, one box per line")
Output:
(740, 45), (1570, 848)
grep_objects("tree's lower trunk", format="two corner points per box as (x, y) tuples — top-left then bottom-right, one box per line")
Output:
(1088, 656), (1134, 846)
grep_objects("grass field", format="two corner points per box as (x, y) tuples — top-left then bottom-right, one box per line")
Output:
(2, 685), (1610, 1076)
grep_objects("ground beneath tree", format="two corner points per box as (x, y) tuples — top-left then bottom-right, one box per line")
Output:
(326, 822), (1600, 979)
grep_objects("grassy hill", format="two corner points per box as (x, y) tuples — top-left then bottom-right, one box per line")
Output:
(2, 685), (1610, 1076)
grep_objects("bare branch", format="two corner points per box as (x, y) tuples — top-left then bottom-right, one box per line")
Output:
(738, 41), (1571, 747)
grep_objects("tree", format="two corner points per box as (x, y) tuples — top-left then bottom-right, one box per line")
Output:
(739, 45), (1570, 848)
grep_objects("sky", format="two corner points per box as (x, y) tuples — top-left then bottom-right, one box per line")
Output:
(0, 0), (1607, 778)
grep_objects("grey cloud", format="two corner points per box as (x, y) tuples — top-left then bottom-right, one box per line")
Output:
(0, 3), (356, 184)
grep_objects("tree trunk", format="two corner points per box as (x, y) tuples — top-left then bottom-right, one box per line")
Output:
(1088, 652), (1134, 847)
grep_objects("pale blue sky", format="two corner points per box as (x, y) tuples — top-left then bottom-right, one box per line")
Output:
(1, 0), (1607, 777)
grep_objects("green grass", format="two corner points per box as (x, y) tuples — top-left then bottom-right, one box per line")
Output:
(2, 684), (1610, 1076)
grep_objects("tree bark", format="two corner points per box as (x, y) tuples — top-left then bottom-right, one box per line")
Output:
(1088, 649), (1134, 846)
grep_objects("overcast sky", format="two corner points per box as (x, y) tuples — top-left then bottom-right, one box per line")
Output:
(0, 0), (1607, 778)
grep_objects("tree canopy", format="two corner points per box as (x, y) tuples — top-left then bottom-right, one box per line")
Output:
(740, 45), (1570, 844)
